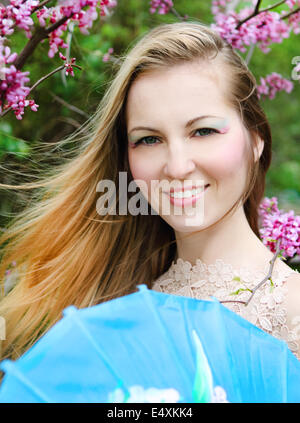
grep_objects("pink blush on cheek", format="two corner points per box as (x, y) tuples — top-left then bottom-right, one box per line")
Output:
(128, 154), (154, 186)
(207, 138), (246, 178)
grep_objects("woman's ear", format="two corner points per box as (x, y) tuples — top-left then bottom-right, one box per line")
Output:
(254, 135), (264, 163)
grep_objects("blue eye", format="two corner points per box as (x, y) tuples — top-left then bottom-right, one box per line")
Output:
(195, 128), (219, 136)
(134, 128), (219, 147)
(135, 136), (159, 146)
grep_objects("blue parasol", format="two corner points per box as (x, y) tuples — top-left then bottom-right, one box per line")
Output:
(0, 284), (299, 403)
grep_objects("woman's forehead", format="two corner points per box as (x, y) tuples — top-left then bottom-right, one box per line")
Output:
(125, 61), (233, 127)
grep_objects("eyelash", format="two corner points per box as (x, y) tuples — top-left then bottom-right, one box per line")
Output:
(133, 128), (220, 147)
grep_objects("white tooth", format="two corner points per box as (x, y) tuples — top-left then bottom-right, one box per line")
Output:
(170, 190), (195, 198)
(169, 187), (205, 198)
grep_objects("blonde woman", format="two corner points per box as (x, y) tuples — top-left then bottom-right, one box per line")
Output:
(0, 21), (299, 368)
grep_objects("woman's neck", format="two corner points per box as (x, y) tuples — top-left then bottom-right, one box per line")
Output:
(174, 205), (274, 270)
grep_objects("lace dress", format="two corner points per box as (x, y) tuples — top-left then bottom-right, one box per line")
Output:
(151, 257), (300, 360)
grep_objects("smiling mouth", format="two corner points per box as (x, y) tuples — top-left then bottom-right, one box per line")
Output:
(162, 184), (209, 208)
(168, 184), (210, 199)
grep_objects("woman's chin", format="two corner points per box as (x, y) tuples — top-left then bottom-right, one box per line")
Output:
(162, 215), (207, 234)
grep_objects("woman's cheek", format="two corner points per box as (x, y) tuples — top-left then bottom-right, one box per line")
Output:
(128, 152), (154, 192)
(204, 136), (247, 179)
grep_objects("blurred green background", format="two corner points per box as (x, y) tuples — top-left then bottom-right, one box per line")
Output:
(1, 0), (300, 230)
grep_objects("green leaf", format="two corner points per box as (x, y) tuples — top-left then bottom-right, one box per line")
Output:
(230, 288), (253, 296)
(233, 276), (241, 282)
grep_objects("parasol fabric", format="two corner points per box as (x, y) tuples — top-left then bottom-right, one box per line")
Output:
(0, 285), (299, 403)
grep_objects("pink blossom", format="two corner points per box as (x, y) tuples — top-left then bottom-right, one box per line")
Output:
(0, 44), (18, 66)
(149, 0), (173, 15)
(0, 44), (39, 119)
(10, 95), (39, 119)
(211, 12), (245, 50)
(286, 0), (299, 9)
(37, 0), (118, 57)
(58, 52), (77, 76)
(257, 72), (294, 100)
(102, 47), (114, 62)
(0, 9), (14, 36)
(211, 0), (235, 16)
(28, 99), (39, 111)
(259, 197), (279, 214)
(59, 52), (67, 61)
(48, 25), (69, 58)
(286, 10), (300, 35)
(211, 8), (291, 54)
(77, 7), (99, 35)
(58, 0), (117, 26)
(0, 0), (118, 119)
(64, 57), (76, 76)
(36, 8), (51, 27)
(0, 0), (39, 37)
(259, 197), (300, 259)
(99, 0), (117, 17)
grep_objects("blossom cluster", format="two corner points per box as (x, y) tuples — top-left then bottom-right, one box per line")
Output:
(0, 0), (117, 119)
(36, 0), (117, 57)
(37, 0), (117, 57)
(259, 197), (300, 259)
(209, 2), (300, 101)
(0, 0), (39, 38)
(0, 45), (38, 119)
(257, 72), (294, 99)
(59, 52), (77, 76)
(211, 8), (295, 54)
(149, 0), (174, 15)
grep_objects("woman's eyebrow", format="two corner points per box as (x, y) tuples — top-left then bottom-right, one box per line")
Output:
(128, 115), (223, 134)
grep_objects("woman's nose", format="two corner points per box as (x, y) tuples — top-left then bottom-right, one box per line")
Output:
(163, 143), (196, 180)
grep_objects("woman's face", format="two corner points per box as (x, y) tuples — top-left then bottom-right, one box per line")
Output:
(125, 61), (263, 234)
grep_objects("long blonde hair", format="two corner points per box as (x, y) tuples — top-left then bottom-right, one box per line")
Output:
(0, 20), (272, 362)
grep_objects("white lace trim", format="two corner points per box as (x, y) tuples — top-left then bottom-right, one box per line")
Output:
(152, 257), (300, 360)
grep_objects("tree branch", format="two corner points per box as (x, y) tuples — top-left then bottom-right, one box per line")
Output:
(254, 0), (263, 15)
(244, 238), (281, 306)
(45, 15), (70, 34)
(0, 63), (82, 118)
(31, 0), (53, 15)
(29, 63), (81, 92)
(220, 238), (282, 307)
(13, 26), (48, 70)
(257, 0), (287, 14)
(236, 0), (287, 30)
(170, 7), (186, 21)
(50, 92), (89, 118)
(13, 14), (72, 70)
(281, 6), (300, 19)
